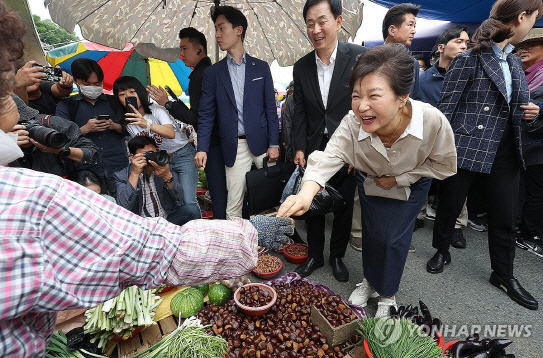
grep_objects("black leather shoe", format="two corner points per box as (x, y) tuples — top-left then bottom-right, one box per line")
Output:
(414, 218), (425, 232)
(451, 228), (466, 249)
(426, 251), (451, 274)
(329, 257), (349, 282)
(489, 272), (538, 310)
(295, 257), (324, 277)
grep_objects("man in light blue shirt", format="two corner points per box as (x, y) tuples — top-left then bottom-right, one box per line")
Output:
(196, 6), (279, 219)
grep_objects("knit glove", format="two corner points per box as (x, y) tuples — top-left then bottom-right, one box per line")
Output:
(249, 215), (295, 251)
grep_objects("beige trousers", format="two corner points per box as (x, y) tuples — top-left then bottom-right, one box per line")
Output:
(225, 139), (269, 219)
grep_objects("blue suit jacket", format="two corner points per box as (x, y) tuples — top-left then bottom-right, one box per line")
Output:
(438, 49), (528, 173)
(197, 54), (279, 167)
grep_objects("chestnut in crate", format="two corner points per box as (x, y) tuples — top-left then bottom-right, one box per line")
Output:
(199, 280), (362, 357)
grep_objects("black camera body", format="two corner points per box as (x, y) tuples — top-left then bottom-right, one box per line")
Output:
(32, 64), (63, 82)
(143, 150), (169, 165)
(22, 119), (69, 149)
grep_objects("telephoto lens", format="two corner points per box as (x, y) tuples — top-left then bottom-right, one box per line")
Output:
(143, 150), (170, 165)
(25, 121), (69, 149)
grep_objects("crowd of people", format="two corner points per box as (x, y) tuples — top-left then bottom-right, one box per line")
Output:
(1, 0), (543, 355)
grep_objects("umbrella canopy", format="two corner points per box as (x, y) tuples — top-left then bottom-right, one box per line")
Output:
(46, 41), (191, 95)
(44, 0), (364, 66)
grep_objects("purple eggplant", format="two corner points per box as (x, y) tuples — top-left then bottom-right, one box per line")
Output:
(451, 340), (487, 357)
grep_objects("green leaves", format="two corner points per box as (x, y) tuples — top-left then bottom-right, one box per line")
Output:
(33, 14), (78, 49)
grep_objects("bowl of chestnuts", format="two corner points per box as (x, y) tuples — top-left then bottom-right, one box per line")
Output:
(234, 283), (277, 317)
(252, 254), (283, 279)
(283, 243), (309, 264)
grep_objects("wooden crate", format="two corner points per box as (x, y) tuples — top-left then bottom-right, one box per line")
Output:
(117, 316), (178, 357)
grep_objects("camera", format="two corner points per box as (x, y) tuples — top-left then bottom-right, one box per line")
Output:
(32, 64), (63, 82)
(22, 120), (69, 149)
(143, 150), (170, 165)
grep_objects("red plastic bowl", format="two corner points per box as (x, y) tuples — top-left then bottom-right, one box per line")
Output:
(363, 331), (445, 358)
(442, 339), (458, 354)
(283, 243), (309, 264)
(201, 211), (213, 219)
(252, 256), (283, 279)
(234, 283), (277, 317)
(196, 188), (208, 196)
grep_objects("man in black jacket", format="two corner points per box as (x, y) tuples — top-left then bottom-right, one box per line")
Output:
(148, 27), (227, 219)
(292, 0), (366, 282)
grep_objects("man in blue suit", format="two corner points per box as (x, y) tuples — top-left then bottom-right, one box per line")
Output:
(195, 6), (279, 219)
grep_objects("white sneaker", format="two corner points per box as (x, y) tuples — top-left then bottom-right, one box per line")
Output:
(375, 297), (397, 318)
(348, 278), (379, 307)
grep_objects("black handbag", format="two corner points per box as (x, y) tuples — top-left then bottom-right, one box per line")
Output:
(283, 166), (346, 220)
(245, 157), (296, 215)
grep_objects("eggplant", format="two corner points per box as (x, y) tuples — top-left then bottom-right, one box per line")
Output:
(464, 353), (489, 358)
(487, 339), (512, 356)
(451, 340), (487, 358)
(389, 305), (398, 317)
(467, 334), (480, 341)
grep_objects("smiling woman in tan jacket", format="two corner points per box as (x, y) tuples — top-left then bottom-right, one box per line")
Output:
(279, 44), (457, 317)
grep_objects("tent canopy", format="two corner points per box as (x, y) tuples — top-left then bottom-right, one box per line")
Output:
(370, 0), (543, 26)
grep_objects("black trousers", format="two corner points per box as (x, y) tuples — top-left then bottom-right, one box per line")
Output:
(519, 164), (543, 237)
(306, 136), (356, 259)
(432, 125), (519, 278)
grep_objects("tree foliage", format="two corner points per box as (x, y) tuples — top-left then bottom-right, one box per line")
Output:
(33, 15), (78, 49)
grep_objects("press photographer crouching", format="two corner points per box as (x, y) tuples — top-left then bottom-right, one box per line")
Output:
(9, 94), (100, 177)
(114, 136), (192, 226)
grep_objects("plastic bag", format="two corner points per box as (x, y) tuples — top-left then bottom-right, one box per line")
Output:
(280, 166), (345, 219)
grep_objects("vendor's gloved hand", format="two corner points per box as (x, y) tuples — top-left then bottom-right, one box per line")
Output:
(250, 215), (294, 251)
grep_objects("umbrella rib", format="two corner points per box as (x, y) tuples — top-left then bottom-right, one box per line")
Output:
(129, 1), (168, 45)
(271, 0), (311, 43)
(76, 0), (114, 23)
(244, 0), (277, 60)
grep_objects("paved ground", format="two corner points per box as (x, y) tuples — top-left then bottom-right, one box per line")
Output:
(255, 216), (542, 358)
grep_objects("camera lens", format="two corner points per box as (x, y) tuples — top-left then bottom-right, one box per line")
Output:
(155, 150), (170, 165)
(26, 122), (69, 149)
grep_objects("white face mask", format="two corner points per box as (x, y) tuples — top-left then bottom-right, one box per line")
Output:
(79, 85), (103, 99)
(0, 130), (24, 166)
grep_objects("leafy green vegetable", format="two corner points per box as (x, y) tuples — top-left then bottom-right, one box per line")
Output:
(361, 318), (443, 358)
(46, 331), (107, 358)
(84, 286), (162, 349)
(132, 317), (227, 358)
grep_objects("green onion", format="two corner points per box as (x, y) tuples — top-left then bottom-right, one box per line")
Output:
(361, 318), (443, 358)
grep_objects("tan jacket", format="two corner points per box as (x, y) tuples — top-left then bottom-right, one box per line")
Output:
(303, 99), (457, 200)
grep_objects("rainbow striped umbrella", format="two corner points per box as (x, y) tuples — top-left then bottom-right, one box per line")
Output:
(46, 41), (191, 95)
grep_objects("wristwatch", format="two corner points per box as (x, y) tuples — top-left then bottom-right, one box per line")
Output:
(164, 101), (174, 111)
(164, 176), (174, 184)
(59, 145), (71, 158)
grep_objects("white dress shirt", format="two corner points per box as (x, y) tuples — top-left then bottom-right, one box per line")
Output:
(315, 41), (339, 112)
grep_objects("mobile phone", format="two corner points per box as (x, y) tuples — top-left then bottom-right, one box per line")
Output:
(97, 114), (111, 121)
(125, 96), (138, 113)
(32, 64), (63, 82)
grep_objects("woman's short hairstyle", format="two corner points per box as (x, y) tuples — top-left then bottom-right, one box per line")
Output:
(0, 2), (26, 97)
(112, 76), (152, 116)
(349, 44), (414, 97)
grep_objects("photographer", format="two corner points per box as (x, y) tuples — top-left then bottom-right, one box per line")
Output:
(114, 136), (192, 226)
(13, 61), (73, 113)
(9, 94), (100, 177)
